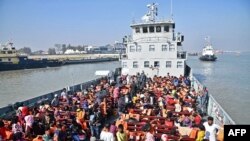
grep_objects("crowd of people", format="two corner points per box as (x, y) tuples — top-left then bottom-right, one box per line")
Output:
(0, 72), (224, 141)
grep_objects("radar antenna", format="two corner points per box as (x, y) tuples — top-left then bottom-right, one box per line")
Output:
(141, 3), (158, 22)
(205, 36), (211, 46)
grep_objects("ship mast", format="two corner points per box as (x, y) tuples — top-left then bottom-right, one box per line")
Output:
(141, 3), (158, 22)
(205, 36), (211, 46)
(170, 0), (173, 20)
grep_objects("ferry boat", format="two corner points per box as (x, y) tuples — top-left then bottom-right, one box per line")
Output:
(0, 42), (62, 71)
(199, 37), (217, 61)
(0, 3), (235, 141)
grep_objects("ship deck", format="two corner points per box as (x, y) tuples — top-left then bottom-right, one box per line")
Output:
(0, 73), (224, 141)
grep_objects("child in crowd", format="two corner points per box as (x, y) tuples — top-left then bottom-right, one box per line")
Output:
(116, 124), (127, 141)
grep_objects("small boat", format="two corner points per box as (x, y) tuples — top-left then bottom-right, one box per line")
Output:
(199, 37), (217, 61)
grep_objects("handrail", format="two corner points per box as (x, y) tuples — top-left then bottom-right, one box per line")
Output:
(128, 37), (171, 43)
(191, 73), (236, 125)
(208, 94), (236, 125)
(0, 77), (105, 118)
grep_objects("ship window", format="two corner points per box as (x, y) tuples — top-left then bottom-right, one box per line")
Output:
(135, 27), (140, 33)
(136, 45), (141, 52)
(169, 45), (175, 52)
(143, 27), (148, 33)
(7, 51), (12, 54)
(164, 26), (169, 32)
(122, 62), (127, 68)
(133, 61), (138, 68)
(8, 58), (11, 61)
(162, 45), (168, 51)
(149, 45), (155, 51)
(130, 45), (135, 52)
(149, 26), (154, 33)
(166, 61), (171, 68)
(0, 58), (2, 62)
(156, 26), (161, 32)
(144, 61), (150, 68)
(177, 61), (183, 68)
(154, 61), (160, 67)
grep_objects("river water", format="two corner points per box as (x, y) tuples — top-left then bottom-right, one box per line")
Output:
(0, 61), (120, 107)
(187, 52), (250, 124)
(0, 53), (249, 124)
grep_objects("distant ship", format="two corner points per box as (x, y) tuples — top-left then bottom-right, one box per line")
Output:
(0, 42), (62, 71)
(199, 37), (217, 61)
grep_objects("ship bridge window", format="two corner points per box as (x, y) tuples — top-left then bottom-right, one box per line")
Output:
(154, 61), (160, 67)
(130, 45), (135, 52)
(136, 45), (141, 52)
(133, 61), (138, 68)
(162, 44), (168, 51)
(135, 27), (140, 33)
(164, 26), (169, 32)
(177, 61), (183, 68)
(143, 27), (148, 33)
(156, 26), (161, 32)
(149, 26), (154, 33)
(169, 45), (175, 52)
(166, 61), (171, 68)
(122, 62), (127, 68)
(144, 61), (150, 68)
(149, 45), (155, 51)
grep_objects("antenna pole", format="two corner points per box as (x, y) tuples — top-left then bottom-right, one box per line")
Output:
(170, 0), (173, 19)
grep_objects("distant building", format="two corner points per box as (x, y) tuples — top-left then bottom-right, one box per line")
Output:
(64, 49), (76, 54)
(64, 49), (86, 54)
(85, 45), (94, 52)
(114, 42), (125, 53)
(99, 44), (113, 53)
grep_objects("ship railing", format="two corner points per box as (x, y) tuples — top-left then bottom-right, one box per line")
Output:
(0, 77), (105, 118)
(207, 93), (236, 125)
(131, 18), (174, 25)
(191, 74), (236, 126)
(128, 37), (171, 43)
(0, 66), (124, 119)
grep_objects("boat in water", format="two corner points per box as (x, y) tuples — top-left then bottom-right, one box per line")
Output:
(0, 42), (62, 71)
(0, 42), (119, 71)
(199, 37), (217, 61)
(0, 3), (235, 141)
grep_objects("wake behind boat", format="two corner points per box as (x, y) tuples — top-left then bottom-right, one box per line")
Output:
(199, 37), (217, 61)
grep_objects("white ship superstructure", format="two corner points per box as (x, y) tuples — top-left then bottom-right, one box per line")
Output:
(199, 37), (217, 61)
(121, 3), (186, 77)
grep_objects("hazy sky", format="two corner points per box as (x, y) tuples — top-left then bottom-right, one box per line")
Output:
(0, 0), (249, 51)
